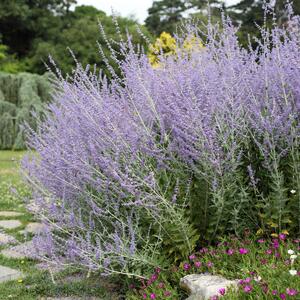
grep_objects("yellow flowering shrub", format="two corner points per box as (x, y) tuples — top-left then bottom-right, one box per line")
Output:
(148, 32), (204, 68)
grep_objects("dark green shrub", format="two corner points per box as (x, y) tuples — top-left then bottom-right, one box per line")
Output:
(0, 72), (51, 149)
(0, 112), (14, 149)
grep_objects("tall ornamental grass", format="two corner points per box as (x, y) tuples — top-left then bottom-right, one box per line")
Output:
(23, 6), (300, 278)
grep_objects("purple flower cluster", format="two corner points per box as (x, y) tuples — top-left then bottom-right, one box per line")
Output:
(23, 6), (300, 275)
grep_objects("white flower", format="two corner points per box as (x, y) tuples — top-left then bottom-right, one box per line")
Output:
(290, 254), (298, 260)
(289, 269), (297, 276)
(288, 249), (295, 255)
(290, 189), (296, 194)
(254, 276), (262, 282)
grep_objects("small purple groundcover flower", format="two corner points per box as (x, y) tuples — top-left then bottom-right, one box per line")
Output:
(22, 3), (300, 277)
(239, 248), (249, 255)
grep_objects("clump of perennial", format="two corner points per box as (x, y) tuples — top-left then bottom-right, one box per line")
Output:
(23, 5), (300, 278)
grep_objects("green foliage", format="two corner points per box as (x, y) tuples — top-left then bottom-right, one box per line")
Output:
(127, 236), (300, 299)
(0, 72), (51, 150)
(0, 0), (76, 58)
(0, 1), (151, 75)
(0, 112), (14, 149)
(161, 209), (199, 262)
(228, 0), (300, 47)
(145, 0), (223, 35)
(28, 6), (151, 76)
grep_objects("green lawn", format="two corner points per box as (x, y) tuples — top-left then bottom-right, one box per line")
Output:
(0, 151), (120, 300)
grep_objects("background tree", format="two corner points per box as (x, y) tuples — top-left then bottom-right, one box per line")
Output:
(228, 0), (300, 47)
(145, 0), (224, 35)
(28, 6), (151, 75)
(0, 0), (75, 58)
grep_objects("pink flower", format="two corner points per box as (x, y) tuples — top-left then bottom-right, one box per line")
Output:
(257, 239), (265, 243)
(272, 290), (278, 295)
(265, 249), (272, 255)
(150, 293), (156, 299)
(164, 291), (171, 297)
(260, 259), (267, 265)
(189, 254), (196, 260)
(151, 274), (158, 281)
(239, 248), (249, 254)
(142, 293), (147, 299)
(158, 282), (165, 289)
(272, 239), (279, 249)
(244, 277), (251, 283)
(275, 251), (281, 258)
(155, 267), (161, 274)
(227, 249), (234, 255)
(207, 261), (213, 268)
(218, 288), (226, 295)
(210, 296), (219, 300)
(286, 288), (298, 296)
(194, 261), (201, 268)
(243, 285), (252, 293)
(238, 279), (245, 285)
(200, 247), (208, 253)
(183, 263), (191, 271)
(279, 233), (286, 240)
(280, 293), (286, 299)
(262, 284), (268, 293)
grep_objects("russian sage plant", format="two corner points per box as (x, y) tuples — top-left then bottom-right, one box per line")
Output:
(23, 5), (300, 278)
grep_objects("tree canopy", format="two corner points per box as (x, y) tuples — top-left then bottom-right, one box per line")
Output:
(0, 1), (151, 75)
(1, 0), (300, 75)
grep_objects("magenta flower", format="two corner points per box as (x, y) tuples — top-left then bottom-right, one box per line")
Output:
(262, 284), (268, 293)
(183, 263), (191, 271)
(164, 291), (171, 297)
(280, 293), (287, 299)
(239, 248), (249, 254)
(200, 247), (208, 253)
(244, 277), (251, 283)
(265, 249), (272, 255)
(243, 285), (252, 293)
(272, 239), (279, 249)
(260, 259), (267, 265)
(279, 233), (286, 240)
(194, 261), (201, 268)
(272, 290), (278, 295)
(238, 279), (245, 285)
(210, 296), (219, 300)
(150, 274), (158, 281)
(189, 254), (196, 260)
(286, 288), (298, 296)
(218, 288), (226, 295)
(227, 249), (234, 255)
(142, 293), (147, 299)
(207, 261), (213, 268)
(150, 293), (156, 299)
(257, 239), (265, 243)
